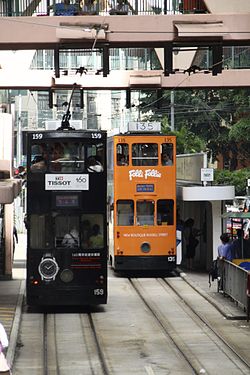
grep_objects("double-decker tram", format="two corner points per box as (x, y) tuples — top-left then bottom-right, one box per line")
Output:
(26, 123), (107, 306)
(108, 122), (176, 272)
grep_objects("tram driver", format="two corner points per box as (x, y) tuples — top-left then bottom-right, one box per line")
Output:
(62, 227), (79, 248)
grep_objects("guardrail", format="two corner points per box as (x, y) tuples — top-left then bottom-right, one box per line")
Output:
(219, 259), (250, 321)
(0, 0), (207, 17)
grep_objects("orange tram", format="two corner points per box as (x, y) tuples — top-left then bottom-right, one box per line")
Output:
(107, 122), (176, 271)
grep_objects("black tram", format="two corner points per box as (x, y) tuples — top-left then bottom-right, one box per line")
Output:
(26, 128), (107, 306)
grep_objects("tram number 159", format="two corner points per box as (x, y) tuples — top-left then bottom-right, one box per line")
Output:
(94, 288), (104, 295)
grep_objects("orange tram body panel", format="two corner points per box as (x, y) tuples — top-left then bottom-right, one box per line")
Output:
(108, 129), (176, 271)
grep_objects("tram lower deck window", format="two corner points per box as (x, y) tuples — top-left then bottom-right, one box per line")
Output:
(157, 199), (174, 225)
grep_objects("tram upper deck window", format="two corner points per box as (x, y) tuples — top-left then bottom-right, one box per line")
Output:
(50, 142), (85, 173)
(86, 143), (104, 173)
(132, 143), (158, 166)
(116, 143), (129, 166)
(161, 143), (173, 166)
(157, 199), (174, 225)
(117, 200), (134, 226)
(30, 143), (48, 172)
(136, 200), (154, 226)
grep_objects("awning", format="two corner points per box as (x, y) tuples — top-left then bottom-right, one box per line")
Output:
(174, 22), (227, 38)
(221, 212), (250, 219)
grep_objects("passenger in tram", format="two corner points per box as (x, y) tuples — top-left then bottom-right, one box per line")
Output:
(161, 152), (173, 166)
(82, 219), (91, 248)
(117, 154), (128, 166)
(89, 224), (103, 248)
(30, 144), (48, 172)
(48, 0), (77, 15)
(87, 156), (103, 173)
(62, 227), (79, 248)
(50, 143), (65, 171)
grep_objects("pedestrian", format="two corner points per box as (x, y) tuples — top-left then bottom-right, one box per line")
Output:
(109, 0), (129, 15)
(48, 0), (77, 16)
(217, 233), (233, 261)
(183, 218), (202, 270)
(0, 322), (11, 374)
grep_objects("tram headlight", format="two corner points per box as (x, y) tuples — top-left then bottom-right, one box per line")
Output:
(60, 269), (74, 283)
(141, 242), (151, 253)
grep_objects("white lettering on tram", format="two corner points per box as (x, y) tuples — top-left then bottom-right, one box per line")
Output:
(48, 180), (71, 186)
(123, 233), (168, 238)
(129, 169), (161, 181)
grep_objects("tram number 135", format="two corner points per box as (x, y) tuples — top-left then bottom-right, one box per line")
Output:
(93, 288), (104, 295)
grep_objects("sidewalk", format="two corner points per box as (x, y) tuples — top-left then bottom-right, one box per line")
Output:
(177, 267), (248, 319)
(4, 233), (26, 368)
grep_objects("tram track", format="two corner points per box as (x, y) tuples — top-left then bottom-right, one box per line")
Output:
(129, 277), (250, 375)
(14, 311), (112, 375)
(163, 277), (250, 371)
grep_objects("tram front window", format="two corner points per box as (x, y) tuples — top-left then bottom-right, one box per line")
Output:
(117, 200), (134, 226)
(161, 143), (173, 166)
(157, 199), (174, 225)
(81, 214), (104, 249)
(30, 143), (48, 172)
(54, 215), (79, 248)
(50, 142), (85, 173)
(132, 143), (158, 166)
(30, 214), (51, 249)
(136, 200), (154, 226)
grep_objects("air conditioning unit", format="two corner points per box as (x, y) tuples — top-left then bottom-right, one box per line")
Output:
(45, 120), (83, 130)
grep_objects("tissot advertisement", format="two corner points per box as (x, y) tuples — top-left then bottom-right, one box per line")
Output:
(45, 174), (89, 190)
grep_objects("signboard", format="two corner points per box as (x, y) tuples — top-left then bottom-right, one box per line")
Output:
(45, 174), (89, 190)
(201, 168), (214, 182)
(136, 184), (154, 192)
(128, 122), (161, 133)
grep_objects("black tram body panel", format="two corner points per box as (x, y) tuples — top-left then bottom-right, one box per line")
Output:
(26, 130), (108, 306)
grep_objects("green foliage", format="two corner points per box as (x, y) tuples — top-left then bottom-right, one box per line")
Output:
(229, 118), (250, 142)
(214, 168), (250, 195)
(138, 88), (250, 166)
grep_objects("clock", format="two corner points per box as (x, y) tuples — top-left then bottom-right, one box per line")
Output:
(38, 254), (59, 281)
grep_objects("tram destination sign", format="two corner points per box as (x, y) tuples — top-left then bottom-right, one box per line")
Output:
(45, 174), (89, 190)
(128, 122), (161, 133)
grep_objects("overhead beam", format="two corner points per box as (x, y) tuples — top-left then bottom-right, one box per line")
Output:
(0, 14), (250, 50)
(0, 69), (250, 90)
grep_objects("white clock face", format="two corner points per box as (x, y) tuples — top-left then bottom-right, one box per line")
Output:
(39, 258), (59, 280)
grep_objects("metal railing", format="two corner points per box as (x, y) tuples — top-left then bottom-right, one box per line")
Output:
(0, 0), (207, 17)
(219, 259), (250, 321)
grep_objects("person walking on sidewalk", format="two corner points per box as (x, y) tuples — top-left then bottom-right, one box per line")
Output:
(0, 322), (11, 374)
